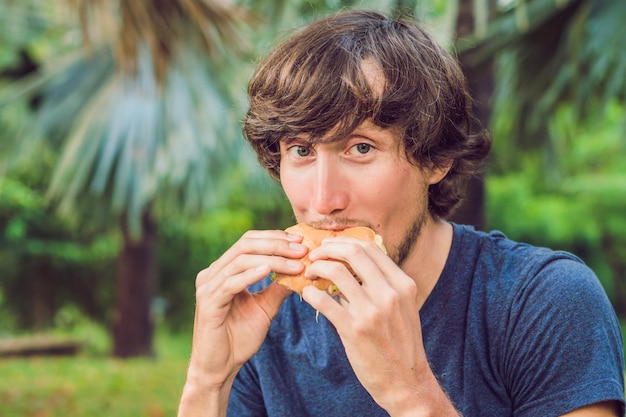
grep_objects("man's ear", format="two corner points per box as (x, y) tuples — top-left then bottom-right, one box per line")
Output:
(427, 160), (453, 185)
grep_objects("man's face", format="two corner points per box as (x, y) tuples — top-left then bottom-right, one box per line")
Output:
(279, 120), (441, 266)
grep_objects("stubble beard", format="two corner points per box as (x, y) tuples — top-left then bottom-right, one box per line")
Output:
(392, 209), (427, 268)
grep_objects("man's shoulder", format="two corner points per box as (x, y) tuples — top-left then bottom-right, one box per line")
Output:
(448, 222), (605, 311)
(452, 223), (587, 277)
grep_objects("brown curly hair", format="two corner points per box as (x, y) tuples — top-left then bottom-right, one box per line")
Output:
(243, 10), (491, 218)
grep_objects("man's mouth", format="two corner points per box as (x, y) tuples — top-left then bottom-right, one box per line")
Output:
(305, 219), (376, 232)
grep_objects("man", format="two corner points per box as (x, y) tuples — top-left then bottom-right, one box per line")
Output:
(178, 10), (625, 417)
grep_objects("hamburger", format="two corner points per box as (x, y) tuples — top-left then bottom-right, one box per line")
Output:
(272, 223), (386, 296)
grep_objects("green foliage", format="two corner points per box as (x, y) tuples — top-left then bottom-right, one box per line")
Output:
(158, 185), (292, 331)
(1, 0), (624, 337)
(51, 304), (112, 356)
(0, 330), (190, 417)
(0, 167), (293, 333)
(0, 168), (119, 331)
(487, 100), (626, 295)
(488, 0), (626, 167)
(1, 174), (120, 263)
(157, 201), (290, 331)
(487, 175), (598, 245)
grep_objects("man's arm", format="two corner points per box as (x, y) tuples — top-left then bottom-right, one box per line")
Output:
(178, 380), (233, 417)
(561, 401), (622, 417)
(177, 230), (306, 417)
(302, 234), (461, 417)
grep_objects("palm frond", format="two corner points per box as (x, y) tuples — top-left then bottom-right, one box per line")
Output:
(574, 0), (626, 108)
(481, 0), (626, 178)
(457, 0), (581, 67)
(29, 42), (242, 238)
(0, 0), (254, 238)
(69, 0), (249, 84)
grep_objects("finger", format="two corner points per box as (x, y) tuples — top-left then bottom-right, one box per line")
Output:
(200, 250), (307, 305)
(210, 229), (305, 273)
(304, 259), (364, 301)
(310, 237), (400, 290)
(198, 234), (308, 288)
(218, 252), (305, 287)
(197, 263), (274, 308)
(317, 235), (388, 262)
(309, 239), (383, 289)
(301, 285), (347, 324)
(312, 238), (420, 318)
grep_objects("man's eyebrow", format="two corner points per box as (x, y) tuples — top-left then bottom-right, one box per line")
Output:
(280, 135), (312, 145)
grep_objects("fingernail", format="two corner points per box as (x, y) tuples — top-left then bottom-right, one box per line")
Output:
(289, 242), (306, 251)
(286, 233), (302, 241)
(255, 264), (270, 272)
(286, 260), (302, 269)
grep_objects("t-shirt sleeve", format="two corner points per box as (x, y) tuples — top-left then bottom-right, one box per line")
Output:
(227, 361), (268, 417)
(502, 257), (625, 416)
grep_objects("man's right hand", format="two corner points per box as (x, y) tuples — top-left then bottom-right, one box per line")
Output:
(178, 229), (307, 416)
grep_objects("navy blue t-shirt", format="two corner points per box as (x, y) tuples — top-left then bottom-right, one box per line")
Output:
(228, 224), (625, 416)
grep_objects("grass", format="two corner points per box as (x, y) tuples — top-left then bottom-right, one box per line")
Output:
(4, 324), (624, 417)
(0, 330), (192, 417)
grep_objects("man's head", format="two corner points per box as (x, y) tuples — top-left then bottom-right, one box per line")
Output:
(244, 9), (491, 219)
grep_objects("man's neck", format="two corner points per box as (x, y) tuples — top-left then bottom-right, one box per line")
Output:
(403, 218), (453, 309)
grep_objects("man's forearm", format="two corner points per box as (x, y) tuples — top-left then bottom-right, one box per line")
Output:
(177, 372), (235, 417)
(383, 370), (462, 417)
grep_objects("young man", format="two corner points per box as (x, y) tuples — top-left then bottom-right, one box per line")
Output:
(178, 10), (625, 417)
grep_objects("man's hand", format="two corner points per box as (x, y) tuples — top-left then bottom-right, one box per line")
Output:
(302, 235), (459, 417)
(178, 230), (307, 416)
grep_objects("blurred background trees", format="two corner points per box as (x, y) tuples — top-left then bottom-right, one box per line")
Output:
(1, 0), (624, 358)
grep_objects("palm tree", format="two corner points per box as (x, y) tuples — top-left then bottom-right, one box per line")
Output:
(1, 0), (252, 357)
(456, 0), (625, 170)
(449, 0), (626, 227)
(0, 0), (430, 358)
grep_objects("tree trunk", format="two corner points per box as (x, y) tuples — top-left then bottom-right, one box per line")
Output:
(112, 210), (157, 358)
(31, 259), (54, 330)
(602, 235), (626, 320)
(451, 0), (496, 230)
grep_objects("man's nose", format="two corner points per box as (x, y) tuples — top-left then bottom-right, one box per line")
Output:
(311, 157), (349, 216)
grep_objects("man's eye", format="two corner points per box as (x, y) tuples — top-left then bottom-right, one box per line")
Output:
(352, 143), (372, 154)
(291, 145), (310, 157)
